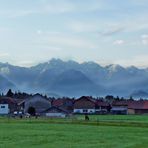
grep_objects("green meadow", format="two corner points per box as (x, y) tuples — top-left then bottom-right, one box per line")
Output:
(0, 115), (148, 148)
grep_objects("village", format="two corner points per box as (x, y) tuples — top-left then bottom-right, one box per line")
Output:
(0, 89), (148, 118)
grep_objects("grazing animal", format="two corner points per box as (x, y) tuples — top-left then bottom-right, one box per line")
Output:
(85, 114), (89, 121)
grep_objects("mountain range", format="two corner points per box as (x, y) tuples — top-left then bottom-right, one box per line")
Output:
(0, 59), (148, 98)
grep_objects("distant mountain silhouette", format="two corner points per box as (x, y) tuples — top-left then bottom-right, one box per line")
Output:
(130, 90), (148, 98)
(0, 74), (16, 92)
(50, 69), (104, 96)
(1, 59), (148, 97)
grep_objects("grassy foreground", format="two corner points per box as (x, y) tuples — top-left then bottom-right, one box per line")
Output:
(0, 115), (148, 148)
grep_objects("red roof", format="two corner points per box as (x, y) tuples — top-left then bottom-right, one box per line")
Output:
(112, 100), (148, 109)
(75, 96), (109, 107)
(143, 101), (148, 109)
(112, 100), (128, 106)
(52, 99), (64, 107)
(0, 97), (17, 104)
(96, 100), (109, 107)
(75, 96), (97, 104)
(128, 100), (148, 109)
(52, 98), (74, 107)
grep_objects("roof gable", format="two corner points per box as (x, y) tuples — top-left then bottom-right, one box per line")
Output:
(0, 97), (17, 104)
(75, 96), (96, 104)
(42, 106), (68, 114)
(128, 100), (148, 109)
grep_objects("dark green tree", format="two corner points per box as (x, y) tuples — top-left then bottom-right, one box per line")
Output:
(6, 89), (14, 97)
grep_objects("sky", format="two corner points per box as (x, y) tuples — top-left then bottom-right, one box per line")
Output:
(0, 0), (148, 67)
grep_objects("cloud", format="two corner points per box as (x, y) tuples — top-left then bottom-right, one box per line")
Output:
(114, 55), (148, 68)
(35, 32), (97, 50)
(39, 46), (62, 51)
(0, 27), (12, 33)
(0, 10), (34, 18)
(129, 0), (148, 6)
(113, 40), (125, 45)
(38, 0), (75, 14)
(99, 27), (125, 36)
(36, 30), (43, 35)
(141, 34), (148, 45)
(0, 0), (104, 18)
(41, 0), (104, 13)
(0, 2), (73, 18)
(0, 52), (10, 58)
(67, 21), (125, 36)
(67, 21), (98, 33)
(18, 60), (36, 67)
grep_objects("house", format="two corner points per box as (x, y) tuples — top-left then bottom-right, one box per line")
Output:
(73, 96), (110, 114)
(20, 94), (51, 115)
(111, 101), (128, 114)
(95, 100), (110, 114)
(128, 100), (148, 115)
(0, 104), (9, 114)
(0, 97), (18, 115)
(41, 106), (69, 118)
(52, 98), (74, 113)
(74, 96), (96, 114)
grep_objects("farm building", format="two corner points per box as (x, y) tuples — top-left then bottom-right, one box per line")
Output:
(111, 101), (128, 114)
(52, 98), (74, 113)
(128, 100), (148, 115)
(0, 97), (18, 114)
(41, 106), (69, 118)
(95, 100), (110, 113)
(73, 96), (110, 114)
(74, 96), (96, 114)
(110, 100), (148, 115)
(19, 94), (51, 115)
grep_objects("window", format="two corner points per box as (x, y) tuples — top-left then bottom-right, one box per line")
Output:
(1, 106), (5, 109)
(83, 109), (88, 113)
(75, 110), (80, 113)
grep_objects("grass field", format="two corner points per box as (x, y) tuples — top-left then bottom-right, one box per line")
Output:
(76, 114), (148, 123)
(0, 115), (148, 148)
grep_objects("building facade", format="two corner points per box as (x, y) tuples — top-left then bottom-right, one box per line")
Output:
(21, 94), (51, 115)
(0, 104), (9, 114)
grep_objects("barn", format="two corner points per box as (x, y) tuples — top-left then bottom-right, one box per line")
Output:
(21, 94), (51, 115)
(111, 101), (128, 115)
(128, 100), (148, 115)
(41, 106), (68, 118)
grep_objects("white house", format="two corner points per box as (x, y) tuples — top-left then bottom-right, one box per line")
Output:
(73, 96), (109, 114)
(73, 97), (96, 114)
(0, 104), (9, 114)
(0, 97), (18, 114)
